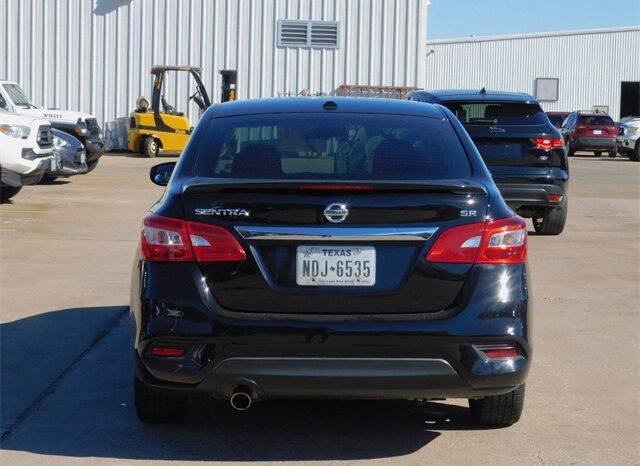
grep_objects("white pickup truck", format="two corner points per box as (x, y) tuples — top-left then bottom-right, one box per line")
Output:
(0, 110), (57, 201)
(0, 80), (105, 171)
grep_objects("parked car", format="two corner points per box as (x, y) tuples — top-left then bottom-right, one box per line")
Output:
(131, 98), (531, 426)
(560, 111), (618, 157)
(40, 129), (89, 182)
(406, 89), (569, 235)
(546, 111), (570, 128)
(616, 118), (640, 162)
(0, 109), (56, 201)
(0, 80), (105, 171)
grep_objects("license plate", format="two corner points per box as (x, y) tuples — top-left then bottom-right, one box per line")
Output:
(80, 152), (86, 164)
(296, 246), (376, 286)
(593, 129), (602, 135)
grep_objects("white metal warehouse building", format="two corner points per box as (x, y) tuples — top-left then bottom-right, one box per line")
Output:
(1, 0), (428, 127)
(425, 26), (640, 120)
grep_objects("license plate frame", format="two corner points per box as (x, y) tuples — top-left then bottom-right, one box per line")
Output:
(296, 245), (376, 287)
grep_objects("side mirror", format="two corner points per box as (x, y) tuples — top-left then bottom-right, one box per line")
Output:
(150, 162), (176, 186)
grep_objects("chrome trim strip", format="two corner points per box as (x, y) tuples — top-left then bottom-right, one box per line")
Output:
(211, 357), (458, 377)
(235, 226), (438, 242)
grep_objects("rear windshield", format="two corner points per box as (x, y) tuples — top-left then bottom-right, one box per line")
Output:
(579, 115), (614, 126)
(192, 113), (471, 180)
(443, 102), (547, 126)
(546, 114), (567, 126)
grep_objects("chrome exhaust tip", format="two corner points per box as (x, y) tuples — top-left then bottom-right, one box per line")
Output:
(230, 390), (252, 411)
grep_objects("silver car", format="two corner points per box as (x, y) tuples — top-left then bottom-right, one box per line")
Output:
(616, 118), (640, 162)
(40, 129), (89, 182)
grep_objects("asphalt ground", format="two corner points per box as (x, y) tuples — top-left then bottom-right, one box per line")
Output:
(1, 153), (638, 465)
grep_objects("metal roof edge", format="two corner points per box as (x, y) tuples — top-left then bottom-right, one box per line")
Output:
(426, 25), (640, 45)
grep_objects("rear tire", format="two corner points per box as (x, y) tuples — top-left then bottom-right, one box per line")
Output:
(631, 144), (640, 162)
(0, 185), (22, 202)
(469, 384), (525, 426)
(608, 148), (617, 158)
(594, 151), (602, 157)
(143, 138), (160, 158)
(533, 199), (568, 235)
(134, 376), (186, 423)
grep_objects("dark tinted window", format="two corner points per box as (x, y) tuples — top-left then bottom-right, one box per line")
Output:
(443, 102), (547, 125)
(579, 115), (614, 126)
(192, 113), (471, 180)
(547, 113), (567, 126)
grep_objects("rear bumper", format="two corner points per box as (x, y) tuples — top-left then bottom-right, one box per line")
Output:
(131, 260), (532, 400)
(573, 137), (616, 151)
(497, 182), (565, 210)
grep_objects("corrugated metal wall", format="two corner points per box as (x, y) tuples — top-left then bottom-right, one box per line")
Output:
(0, 0), (428, 127)
(425, 27), (640, 120)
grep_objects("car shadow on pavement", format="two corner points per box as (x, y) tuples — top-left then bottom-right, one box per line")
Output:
(1, 307), (496, 462)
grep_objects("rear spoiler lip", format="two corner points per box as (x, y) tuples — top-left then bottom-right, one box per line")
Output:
(182, 178), (488, 195)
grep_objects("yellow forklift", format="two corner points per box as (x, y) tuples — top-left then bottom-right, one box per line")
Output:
(128, 66), (212, 157)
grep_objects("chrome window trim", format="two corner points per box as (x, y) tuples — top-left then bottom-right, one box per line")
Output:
(235, 226), (438, 242)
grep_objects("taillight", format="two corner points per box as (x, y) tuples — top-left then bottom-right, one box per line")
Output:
(141, 215), (194, 262)
(533, 137), (564, 150)
(141, 214), (246, 262)
(427, 216), (527, 265)
(187, 221), (247, 262)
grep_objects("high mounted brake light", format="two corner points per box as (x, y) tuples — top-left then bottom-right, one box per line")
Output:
(427, 216), (527, 264)
(141, 214), (246, 262)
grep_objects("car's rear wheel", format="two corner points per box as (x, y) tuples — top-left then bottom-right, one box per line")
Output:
(0, 185), (22, 202)
(533, 200), (568, 235)
(608, 148), (617, 158)
(134, 376), (186, 423)
(631, 143), (640, 162)
(594, 151), (602, 157)
(469, 384), (525, 426)
(143, 137), (159, 158)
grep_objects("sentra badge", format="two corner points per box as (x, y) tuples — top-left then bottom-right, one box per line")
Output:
(195, 208), (250, 217)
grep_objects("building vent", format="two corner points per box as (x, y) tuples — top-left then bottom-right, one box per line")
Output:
(278, 20), (339, 48)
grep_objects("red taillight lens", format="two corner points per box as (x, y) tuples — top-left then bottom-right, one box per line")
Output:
(426, 222), (485, 263)
(150, 346), (185, 357)
(141, 215), (194, 262)
(533, 137), (564, 150)
(141, 214), (246, 262)
(427, 216), (527, 265)
(186, 221), (247, 262)
(476, 216), (527, 264)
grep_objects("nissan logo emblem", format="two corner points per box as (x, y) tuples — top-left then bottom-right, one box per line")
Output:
(323, 203), (349, 223)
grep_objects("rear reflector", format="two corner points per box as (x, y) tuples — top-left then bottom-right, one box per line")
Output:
(549, 194), (563, 202)
(476, 346), (520, 360)
(533, 137), (564, 150)
(141, 214), (246, 262)
(150, 346), (185, 357)
(427, 215), (527, 264)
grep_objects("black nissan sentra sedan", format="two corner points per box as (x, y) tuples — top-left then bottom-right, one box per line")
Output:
(131, 98), (531, 426)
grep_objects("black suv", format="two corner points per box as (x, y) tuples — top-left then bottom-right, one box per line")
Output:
(132, 98), (531, 426)
(407, 89), (569, 235)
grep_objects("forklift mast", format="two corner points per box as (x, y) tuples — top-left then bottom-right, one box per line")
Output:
(150, 66), (211, 114)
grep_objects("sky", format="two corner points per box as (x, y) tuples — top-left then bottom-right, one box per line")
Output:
(427, 0), (640, 39)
